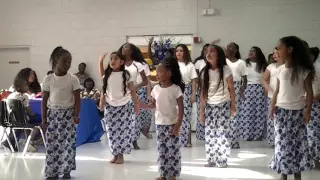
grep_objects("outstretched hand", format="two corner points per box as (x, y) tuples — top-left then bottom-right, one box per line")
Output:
(99, 53), (108, 63)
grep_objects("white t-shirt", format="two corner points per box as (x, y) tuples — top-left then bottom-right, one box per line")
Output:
(266, 63), (280, 98)
(105, 71), (133, 107)
(201, 65), (232, 104)
(246, 62), (263, 84)
(178, 62), (198, 84)
(313, 62), (320, 96)
(276, 65), (309, 110)
(226, 59), (248, 82)
(194, 59), (206, 72)
(125, 61), (143, 83)
(6, 92), (30, 107)
(137, 63), (150, 85)
(42, 73), (81, 108)
(151, 84), (183, 125)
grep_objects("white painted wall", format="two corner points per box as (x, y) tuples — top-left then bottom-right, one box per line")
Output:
(0, 0), (319, 87)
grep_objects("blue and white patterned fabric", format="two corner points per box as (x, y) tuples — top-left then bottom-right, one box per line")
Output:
(229, 81), (242, 148)
(45, 108), (76, 178)
(269, 107), (313, 175)
(156, 125), (181, 178)
(239, 84), (267, 140)
(205, 101), (231, 168)
(266, 98), (275, 147)
(104, 102), (132, 155)
(308, 101), (320, 161)
(196, 92), (205, 140)
(180, 85), (192, 147)
(134, 87), (152, 139)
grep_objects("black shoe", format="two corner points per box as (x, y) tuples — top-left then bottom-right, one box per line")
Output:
(132, 140), (140, 150)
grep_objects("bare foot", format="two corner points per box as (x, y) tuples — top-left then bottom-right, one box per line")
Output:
(156, 177), (165, 180)
(110, 155), (118, 163)
(168, 176), (176, 180)
(280, 174), (287, 180)
(115, 154), (124, 164)
(133, 141), (140, 150)
(187, 143), (192, 148)
(294, 173), (301, 180)
(204, 163), (215, 167)
(62, 173), (71, 179)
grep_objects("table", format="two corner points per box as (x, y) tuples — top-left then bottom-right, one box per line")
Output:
(29, 98), (104, 147)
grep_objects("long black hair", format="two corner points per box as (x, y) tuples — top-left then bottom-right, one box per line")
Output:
(175, 44), (192, 65)
(245, 46), (268, 73)
(194, 44), (210, 63)
(310, 47), (320, 62)
(49, 46), (72, 70)
(280, 36), (315, 83)
(102, 51), (130, 96)
(118, 43), (147, 65)
(16, 68), (41, 94)
(160, 57), (185, 92)
(200, 45), (227, 99)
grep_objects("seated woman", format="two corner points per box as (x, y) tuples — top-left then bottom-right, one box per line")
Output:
(5, 77), (40, 152)
(81, 78), (100, 105)
(9, 68), (41, 95)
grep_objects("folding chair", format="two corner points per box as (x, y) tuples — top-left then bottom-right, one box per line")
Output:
(6, 99), (46, 156)
(0, 100), (15, 153)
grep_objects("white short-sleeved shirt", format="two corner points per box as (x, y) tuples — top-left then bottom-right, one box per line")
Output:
(178, 62), (198, 84)
(125, 61), (143, 84)
(137, 63), (150, 85)
(246, 62), (263, 84)
(105, 71), (134, 107)
(201, 65), (232, 104)
(151, 84), (183, 125)
(276, 65), (309, 110)
(7, 92), (30, 107)
(42, 73), (81, 108)
(226, 59), (248, 82)
(313, 62), (320, 96)
(194, 59), (206, 72)
(266, 63), (281, 98)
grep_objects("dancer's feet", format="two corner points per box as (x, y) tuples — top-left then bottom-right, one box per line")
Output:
(315, 160), (320, 170)
(204, 163), (215, 167)
(156, 177), (165, 180)
(110, 155), (118, 163)
(62, 173), (71, 179)
(279, 174), (287, 180)
(294, 173), (301, 180)
(168, 176), (176, 180)
(46, 175), (59, 180)
(115, 154), (124, 164)
(133, 140), (140, 150)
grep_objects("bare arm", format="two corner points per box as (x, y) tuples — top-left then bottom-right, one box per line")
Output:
(304, 73), (313, 120)
(41, 91), (50, 124)
(191, 78), (197, 102)
(271, 79), (280, 111)
(136, 70), (148, 89)
(227, 75), (236, 107)
(148, 37), (156, 65)
(176, 96), (184, 125)
(128, 82), (139, 106)
(73, 89), (81, 119)
(199, 80), (206, 117)
(146, 77), (152, 99)
(99, 93), (105, 111)
(98, 53), (107, 77)
(26, 107), (35, 116)
(261, 69), (272, 92)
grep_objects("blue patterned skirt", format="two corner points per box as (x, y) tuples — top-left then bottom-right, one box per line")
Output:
(196, 92), (205, 140)
(104, 102), (132, 155)
(180, 84), (192, 147)
(308, 100), (320, 161)
(45, 107), (76, 178)
(239, 84), (267, 140)
(205, 101), (231, 167)
(266, 98), (275, 147)
(134, 87), (152, 139)
(269, 107), (313, 175)
(156, 125), (181, 178)
(229, 81), (242, 148)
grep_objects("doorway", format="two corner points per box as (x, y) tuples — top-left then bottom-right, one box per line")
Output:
(0, 47), (30, 89)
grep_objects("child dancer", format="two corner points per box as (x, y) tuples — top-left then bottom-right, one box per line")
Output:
(42, 46), (80, 179)
(199, 44), (236, 168)
(240, 46), (268, 141)
(176, 44), (197, 147)
(261, 47), (284, 147)
(269, 36), (314, 180)
(99, 51), (139, 164)
(308, 47), (320, 168)
(141, 56), (184, 180)
(226, 42), (247, 148)
(194, 44), (209, 140)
